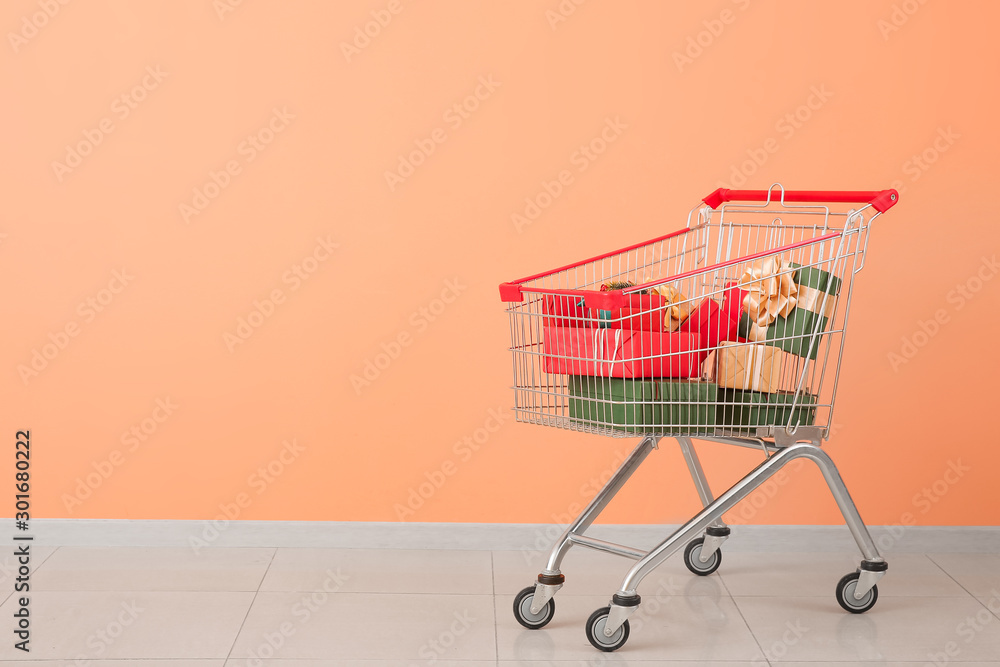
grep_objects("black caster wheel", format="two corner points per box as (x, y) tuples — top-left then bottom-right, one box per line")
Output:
(683, 536), (722, 576)
(585, 606), (630, 652)
(835, 572), (878, 614)
(513, 585), (555, 629)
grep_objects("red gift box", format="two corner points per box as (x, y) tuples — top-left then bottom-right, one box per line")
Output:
(679, 298), (724, 349)
(543, 326), (706, 378)
(606, 293), (667, 331)
(543, 294), (593, 328)
(720, 281), (747, 343)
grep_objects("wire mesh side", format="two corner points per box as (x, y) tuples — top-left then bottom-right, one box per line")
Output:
(505, 202), (872, 440)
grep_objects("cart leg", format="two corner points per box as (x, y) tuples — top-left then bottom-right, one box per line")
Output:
(678, 437), (729, 565)
(597, 442), (887, 637)
(525, 435), (658, 616)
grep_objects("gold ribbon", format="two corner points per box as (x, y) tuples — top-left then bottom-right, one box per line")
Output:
(743, 344), (767, 392)
(652, 284), (690, 332)
(739, 257), (798, 342)
(717, 341), (779, 393)
(795, 284), (837, 318)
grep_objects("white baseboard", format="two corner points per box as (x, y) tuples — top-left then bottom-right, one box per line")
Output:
(27, 519), (1000, 553)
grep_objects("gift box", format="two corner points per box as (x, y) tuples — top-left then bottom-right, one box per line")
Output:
(608, 307), (663, 331)
(543, 326), (706, 378)
(716, 389), (817, 434)
(720, 281), (747, 343)
(568, 376), (658, 433)
(543, 294), (593, 328)
(714, 340), (798, 393)
(656, 379), (718, 435)
(737, 262), (841, 360)
(652, 284), (691, 331)
(679, 298), (724, 349)
(603, 293), (667, 330)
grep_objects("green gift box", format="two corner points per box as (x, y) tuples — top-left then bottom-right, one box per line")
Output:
(717, 389), (817, 434)
(737, 263), (842, 360)
(568, 376), (658, 433)
(655, 380), (718, 435)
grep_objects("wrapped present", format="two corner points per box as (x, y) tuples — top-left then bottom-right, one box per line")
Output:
(609, 307), (663, 331)
(651, 284), (691, 331)
(604, 293), (667, 331)
(543, 326), (706, 378)
(714, 340), (800, 393)
(740, 257), (798, 336)
(543, 294), (594, 328)
(716, 389), (817, 434)
(679, 298), (724, 349)
(656, 379), (718, 435)
(568, 376), (657, 433)
(736, 261), (842, 360)
(720, 281), (747, 342)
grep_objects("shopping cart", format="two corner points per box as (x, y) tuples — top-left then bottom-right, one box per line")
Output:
(498, 184), (899, 651)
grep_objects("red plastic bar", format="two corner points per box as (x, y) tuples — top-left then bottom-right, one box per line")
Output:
(703, 188), (899, 213)
(499, 286), (628, 309)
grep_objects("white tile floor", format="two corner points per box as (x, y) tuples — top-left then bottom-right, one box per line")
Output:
(1, 545), (998, 665)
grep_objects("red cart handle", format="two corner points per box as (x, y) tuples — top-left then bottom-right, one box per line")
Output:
(703, 187), (899, 213)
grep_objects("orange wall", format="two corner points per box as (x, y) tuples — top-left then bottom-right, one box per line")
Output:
(3, 0), (998, 526)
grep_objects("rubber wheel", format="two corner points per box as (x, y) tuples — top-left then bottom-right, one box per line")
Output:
(513, 585), (555, 629)
(683, 537), (722, 576)
(836, 572), (878, 613)
(585, 606), (630, 652)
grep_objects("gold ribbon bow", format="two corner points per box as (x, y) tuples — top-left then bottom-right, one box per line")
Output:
(739, 257), (797, 342)
(652, 284), (690, 331)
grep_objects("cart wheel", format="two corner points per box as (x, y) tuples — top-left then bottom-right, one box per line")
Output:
(585, 606), (630, 652)
(835, 572), (878, 614)
(683, 537), (722, 576)
(513, 585), (555, 629)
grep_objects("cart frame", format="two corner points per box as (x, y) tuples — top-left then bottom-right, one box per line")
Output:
(500, 184), (898, 651)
